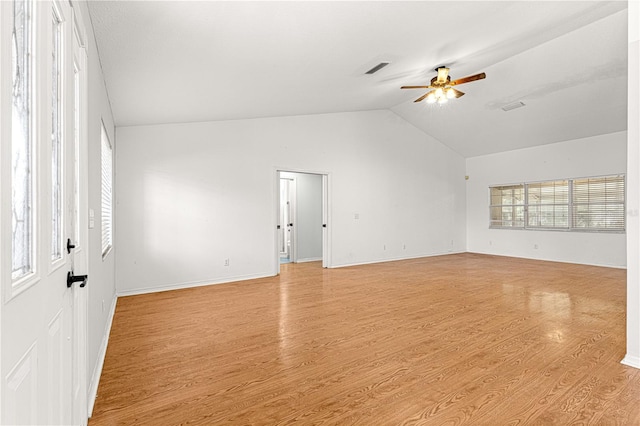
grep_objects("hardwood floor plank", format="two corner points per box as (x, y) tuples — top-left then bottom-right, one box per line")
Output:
(89, 253), (639, 425)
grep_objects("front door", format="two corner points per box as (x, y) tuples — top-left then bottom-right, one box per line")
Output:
(1, 1), (86, 424)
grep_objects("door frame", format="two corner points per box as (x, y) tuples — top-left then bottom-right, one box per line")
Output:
(274, 168), (331, 275)
(71, 6), (89, 423)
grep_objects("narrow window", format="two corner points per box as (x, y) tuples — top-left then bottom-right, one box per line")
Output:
(51, 7), (63, 261)
(526, 180), (569, 229)
(101, 124), (113, 256)
(572, 175), (625, 231)
(12, 0), (35, 280)
(489, 185), (525, 228)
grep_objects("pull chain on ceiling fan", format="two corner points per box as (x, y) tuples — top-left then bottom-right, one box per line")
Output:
(401, 66), (486, 104)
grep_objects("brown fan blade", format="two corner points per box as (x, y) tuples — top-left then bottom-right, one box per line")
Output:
(450, 72), (486, 86)
(413, 90), (435, 103)
(401, 85), (431, 89)
(451, 88), (465, 98)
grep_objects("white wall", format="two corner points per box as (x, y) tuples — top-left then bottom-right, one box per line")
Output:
(623, 1), (640, 369)
(281, 172), (323, 262)
(115, 110), (466, 295)
(72, 1), (118, 414)
(466, 131), (627, 268)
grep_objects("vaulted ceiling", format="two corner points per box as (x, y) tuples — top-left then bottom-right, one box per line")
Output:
(87, 1), (628, 157)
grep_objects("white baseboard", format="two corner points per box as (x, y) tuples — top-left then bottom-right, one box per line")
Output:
(621, 354), (640, 369)
(332, 250), (465, 269)
(116, 272), (274, 297)
(295, 257), (322, 263)
(87, 295), (118, 418)
(466, 250), (627, 270)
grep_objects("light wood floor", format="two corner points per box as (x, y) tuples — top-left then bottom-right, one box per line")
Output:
(89, 253), (640, 425)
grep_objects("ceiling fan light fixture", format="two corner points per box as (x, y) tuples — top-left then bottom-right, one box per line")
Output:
(401, 67), (486, 105)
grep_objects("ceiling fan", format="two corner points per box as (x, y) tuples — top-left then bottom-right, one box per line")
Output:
(401, 66), (486, 104)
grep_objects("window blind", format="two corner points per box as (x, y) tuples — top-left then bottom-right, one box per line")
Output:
(490, 184), (525, 228)
(489, 174), (625, 232)
(572, 175), (625, 231)
(101, 125), (112, 255)
(526, 180), (569, 229)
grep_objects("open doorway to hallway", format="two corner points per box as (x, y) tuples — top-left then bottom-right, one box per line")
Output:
(276, 170), (329, 273)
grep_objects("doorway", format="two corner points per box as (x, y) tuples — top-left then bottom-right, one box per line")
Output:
(276, 171), (329, 273)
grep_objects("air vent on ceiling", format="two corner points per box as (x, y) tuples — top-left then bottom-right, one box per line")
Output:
(365, 62), (390, 75)
(501, 101), (526, 112)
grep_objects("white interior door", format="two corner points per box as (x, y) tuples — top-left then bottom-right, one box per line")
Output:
(279, 177), (296, 262)
(278, 178), (290, 258)
(322, 174), (329, 268)
(1, 1), (86, 424)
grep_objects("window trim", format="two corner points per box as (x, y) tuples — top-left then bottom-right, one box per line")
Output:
(489, 174), (626, 234)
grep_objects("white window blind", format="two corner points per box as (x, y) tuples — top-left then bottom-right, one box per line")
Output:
(101, 124), (113, 255)
(526, 180), (569, 229)
(572, 175), (625, 231)
(490, 185), (525, 228)
(489, 174), (625, 232)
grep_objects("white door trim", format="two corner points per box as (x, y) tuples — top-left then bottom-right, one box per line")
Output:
(274, 168), (331, 275)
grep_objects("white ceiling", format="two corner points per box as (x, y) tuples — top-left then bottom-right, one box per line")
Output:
(87, 1), (628, 157)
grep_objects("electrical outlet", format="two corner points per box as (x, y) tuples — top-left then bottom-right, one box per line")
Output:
(224, 258), (230, 267)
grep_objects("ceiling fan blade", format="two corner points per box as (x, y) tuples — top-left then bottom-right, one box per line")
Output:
(413, 90), (435, 103)
(452, 88), (465, 98)
(401, 85), (431, 89)
(450, 72), (486, 86)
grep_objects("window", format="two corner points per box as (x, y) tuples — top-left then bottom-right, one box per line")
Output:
(526, 180), (568, 229)
(572, 175), (625, 231)
(490, 185), (524, 228)
(12, 0), (35, 280)
(73, 63), (81, 248)
(101, 124), (113, 256)
(489, 175), (625, 232)
(51, 7), (63, 261)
